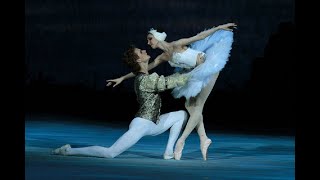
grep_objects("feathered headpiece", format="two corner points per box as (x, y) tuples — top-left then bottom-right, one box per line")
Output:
(148, 28), (167, 41)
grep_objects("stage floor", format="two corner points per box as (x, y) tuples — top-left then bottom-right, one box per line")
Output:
(25, 114), (294, 180)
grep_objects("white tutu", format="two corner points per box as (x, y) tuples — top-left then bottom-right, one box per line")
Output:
(172, 30), (234, 99)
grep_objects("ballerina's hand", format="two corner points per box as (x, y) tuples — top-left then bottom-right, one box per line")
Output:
(106, 77), (124, 87)
(218, 23), (237, 31)
(196, 53), (205, 66)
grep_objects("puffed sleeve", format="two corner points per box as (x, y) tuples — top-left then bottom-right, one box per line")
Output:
(140, 72), (189, 93)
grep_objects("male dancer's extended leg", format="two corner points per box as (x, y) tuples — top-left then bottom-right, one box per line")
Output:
(52, 118), (153, 158)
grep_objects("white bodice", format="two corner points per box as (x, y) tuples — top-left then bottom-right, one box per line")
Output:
(168, 48), (205, 69)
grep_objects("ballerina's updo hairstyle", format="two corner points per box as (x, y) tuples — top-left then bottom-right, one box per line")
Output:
(123, 45), (141, 73)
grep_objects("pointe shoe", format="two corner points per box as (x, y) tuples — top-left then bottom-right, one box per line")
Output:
(52, 144), (71, 155)
(174, 140), (185, 160)
(200, 139), (212, 161)
(163, 153), (174, 160)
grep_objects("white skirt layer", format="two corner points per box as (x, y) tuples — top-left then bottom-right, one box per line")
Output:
(172, 30), (234, 99)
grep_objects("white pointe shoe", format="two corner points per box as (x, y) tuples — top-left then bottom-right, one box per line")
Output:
(174, 140), (185, 160)
(52, 144), (71, 155)
(163, 153), (174, 160)
(200, 139), (212, 161)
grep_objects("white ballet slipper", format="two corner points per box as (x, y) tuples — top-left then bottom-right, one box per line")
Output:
(52, 144), (71, 155)
(163, 153), (174, 160)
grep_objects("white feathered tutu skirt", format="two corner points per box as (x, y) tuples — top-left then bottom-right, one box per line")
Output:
(171, 29), (234, 99)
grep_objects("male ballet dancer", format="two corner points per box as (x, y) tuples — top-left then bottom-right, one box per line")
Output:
(53, 45), (190, 159)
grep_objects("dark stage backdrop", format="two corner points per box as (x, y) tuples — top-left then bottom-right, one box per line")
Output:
(25, 0), (295, 135)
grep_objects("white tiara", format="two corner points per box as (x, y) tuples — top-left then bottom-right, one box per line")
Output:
(148, 28), (167, 41)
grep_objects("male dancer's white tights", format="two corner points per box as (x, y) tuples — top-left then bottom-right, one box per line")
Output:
(58, 110), (188, 158)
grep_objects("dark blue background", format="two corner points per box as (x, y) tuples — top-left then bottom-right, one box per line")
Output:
(25, 0), (296, 135)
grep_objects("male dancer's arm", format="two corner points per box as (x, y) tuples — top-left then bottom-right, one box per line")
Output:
(141, 73), (190, 93)
(106, 56), (167, 87)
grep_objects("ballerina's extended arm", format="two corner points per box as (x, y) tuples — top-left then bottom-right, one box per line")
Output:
(173, 23), (237, 47)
